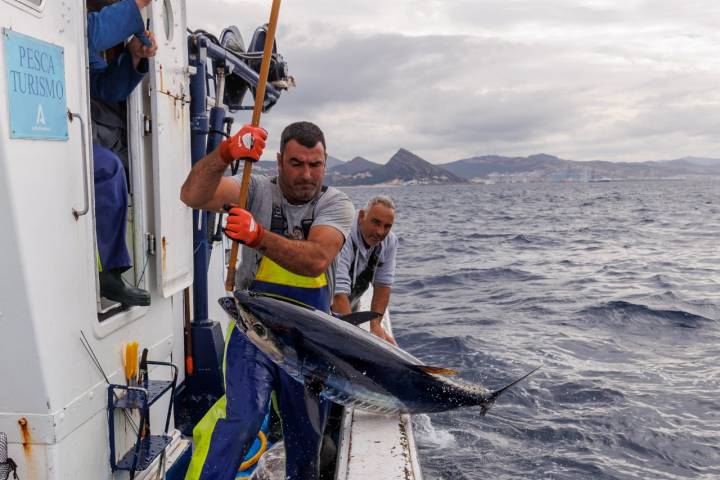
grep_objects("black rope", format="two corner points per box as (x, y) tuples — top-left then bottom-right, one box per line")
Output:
(79, 331), (139, 434)
(0, 458), (18, 480)
(208, 128), (229, 138)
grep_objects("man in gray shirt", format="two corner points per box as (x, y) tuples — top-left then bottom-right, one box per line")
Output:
(180, 121), (354, 480)
(332, 195), (398, 345)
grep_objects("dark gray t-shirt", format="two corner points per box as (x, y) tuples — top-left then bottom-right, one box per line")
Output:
(231, 174), (355, 294)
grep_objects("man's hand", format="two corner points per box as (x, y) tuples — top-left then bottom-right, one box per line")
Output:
(128, 30), (157, 67)
(219, 124), (268, 164)
(223, 205), (265, 248)
(370, 320), (398, 346)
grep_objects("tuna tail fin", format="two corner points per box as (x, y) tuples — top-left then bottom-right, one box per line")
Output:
(479, 365), (542, 416)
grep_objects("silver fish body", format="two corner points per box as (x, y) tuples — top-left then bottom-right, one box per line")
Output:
(220, 291), (535, 415)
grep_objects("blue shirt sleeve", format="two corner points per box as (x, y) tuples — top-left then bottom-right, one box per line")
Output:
(87, 0), (147, 102)
(90, 52), (147, 102)
(87, 0), (144, 57)
(334, 232), (355, 296)
(373, 233), (397, 287)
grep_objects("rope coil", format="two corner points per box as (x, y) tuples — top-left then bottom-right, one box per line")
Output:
(0, 433), (18, 480)
(239, 431), (268, 471)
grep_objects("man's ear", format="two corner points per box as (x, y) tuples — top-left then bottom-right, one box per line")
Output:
(276, 152), (282, 169)
(358, 209), (366, 222)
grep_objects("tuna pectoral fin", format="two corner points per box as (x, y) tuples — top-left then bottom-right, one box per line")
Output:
(338, 311), (383, 326)
(416, 365), (459, 376)
(481, 365), (542, 415)
(304, 378), (326, 435)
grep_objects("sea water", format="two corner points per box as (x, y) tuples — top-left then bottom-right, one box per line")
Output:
(341, 179), (720, 480)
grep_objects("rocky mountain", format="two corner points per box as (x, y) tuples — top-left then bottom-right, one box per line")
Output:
(326, 156), (381, 185)
(441, 154), (566, 178)
(325, 155), (345, 169)
(658, 157), (720, 172)
(326, 148), (463, 186)
(330, 156), (380, 175)
(439, 154), (720, 183)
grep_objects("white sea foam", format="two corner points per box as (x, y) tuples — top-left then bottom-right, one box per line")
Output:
(412, 414), (456, 449)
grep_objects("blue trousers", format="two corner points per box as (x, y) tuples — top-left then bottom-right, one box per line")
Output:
(199, 327), (329, 480)
(93, 142), (131, 271)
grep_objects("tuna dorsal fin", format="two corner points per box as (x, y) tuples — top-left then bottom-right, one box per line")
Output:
(416, 365), (459, 376)
(339, 311), (382, 326)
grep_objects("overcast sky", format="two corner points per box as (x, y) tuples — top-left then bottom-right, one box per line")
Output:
(187, 1), (720, 164)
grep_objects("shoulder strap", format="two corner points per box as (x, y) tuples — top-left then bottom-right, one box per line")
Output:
(269, 177), (287, 235)
(300, 185), (328, 239)
(269, 177), (328, 239)
(348, 240), (383, 303)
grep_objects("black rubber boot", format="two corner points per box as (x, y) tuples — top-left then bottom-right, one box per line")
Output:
(99, 269), (151, 306)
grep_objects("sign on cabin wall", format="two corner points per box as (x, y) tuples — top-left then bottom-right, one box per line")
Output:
(2, 29), (68, 140)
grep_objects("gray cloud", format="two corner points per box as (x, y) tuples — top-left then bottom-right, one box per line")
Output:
(188, 1), (720, 163)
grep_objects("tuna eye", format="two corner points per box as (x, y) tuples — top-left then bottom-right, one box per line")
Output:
(252, 323), (267, 338)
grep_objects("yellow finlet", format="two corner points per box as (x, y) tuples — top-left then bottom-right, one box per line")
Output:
(417, 365), (459, 376)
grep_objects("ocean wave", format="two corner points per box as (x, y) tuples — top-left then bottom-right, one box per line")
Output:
(551, 381), (625, 405)
(346, 180), (720, 479)
(577, 300), (714, 329)
(403, 268), (543, 289)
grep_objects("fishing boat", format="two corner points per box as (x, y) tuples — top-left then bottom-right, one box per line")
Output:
(0, 0), (421, 478)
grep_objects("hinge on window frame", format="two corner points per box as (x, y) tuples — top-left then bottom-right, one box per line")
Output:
(143, 115), (152, 136)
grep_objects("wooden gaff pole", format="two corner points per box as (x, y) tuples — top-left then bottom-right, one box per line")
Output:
(225, 0), (282, 292)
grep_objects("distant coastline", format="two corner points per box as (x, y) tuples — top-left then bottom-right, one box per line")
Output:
(252, 152), (720, 187)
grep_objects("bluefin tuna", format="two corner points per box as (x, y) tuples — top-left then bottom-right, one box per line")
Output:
(219, 290), (538, 415)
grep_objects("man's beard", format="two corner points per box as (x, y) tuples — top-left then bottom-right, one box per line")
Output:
(288, 181), (320, 203)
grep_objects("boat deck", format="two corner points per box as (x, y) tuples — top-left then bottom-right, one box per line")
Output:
(334, 289), (423, 480)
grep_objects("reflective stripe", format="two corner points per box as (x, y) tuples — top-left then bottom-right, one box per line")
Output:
(185, 395), (228, 480)
(255, 257), (328, 289)
(251, 280), (331, 314)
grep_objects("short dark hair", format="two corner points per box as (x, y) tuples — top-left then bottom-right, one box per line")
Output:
(280, 121), (326, 156)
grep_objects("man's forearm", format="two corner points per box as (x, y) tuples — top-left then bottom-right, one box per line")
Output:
(332, 293), (352, 315)
(257, 231), (333, 277)
(180, 150), (226, 209)
(370, 285), (391, 321)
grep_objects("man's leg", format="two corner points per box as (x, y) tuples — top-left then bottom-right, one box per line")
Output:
(276, 369), (330, 480)
(94, 142), (131, 270)
(93, 142), (150, 306)
(193, 328), (275, 480)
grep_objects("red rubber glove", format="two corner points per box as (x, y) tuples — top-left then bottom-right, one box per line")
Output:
(223, 205), (265, 248)
(219, 124), (268, 164)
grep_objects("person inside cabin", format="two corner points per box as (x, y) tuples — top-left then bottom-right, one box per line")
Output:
(86, 0), (157, 306)
(180, 121), (355, 480)
(331, 195), (399, 346)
